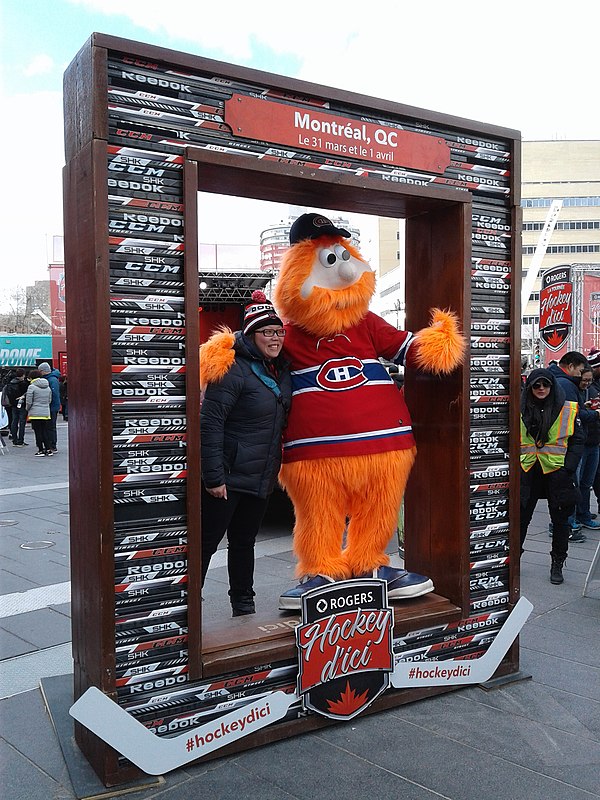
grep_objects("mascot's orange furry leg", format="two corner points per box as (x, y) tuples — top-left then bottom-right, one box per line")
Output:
(342, 449), (415, 575)
(280, 459), (351, 579)
(280, 448), (416, 579)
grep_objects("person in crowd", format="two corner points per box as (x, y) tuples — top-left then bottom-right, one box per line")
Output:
(588, 350), (600, 513)
(1, 368), (16, 436)
(25, 369), (53, 456)
(572, 366), (600, 529)
(6, 369), (29, 446)
(38, 362), (61, 453)
(520, 368), (585, 584)
(199, 291), (291, 616)
(548, 351), (600, 540)
(59, 375), (68, 421)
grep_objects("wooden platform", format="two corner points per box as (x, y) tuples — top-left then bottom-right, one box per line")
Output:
(201, 593), (461, 676)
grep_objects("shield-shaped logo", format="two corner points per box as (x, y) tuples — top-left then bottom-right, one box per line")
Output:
(539, 265), (573, 352)
(295, 579), (393, 720)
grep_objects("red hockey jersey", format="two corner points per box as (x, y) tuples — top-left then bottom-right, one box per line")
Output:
(282, 312), (416, 462)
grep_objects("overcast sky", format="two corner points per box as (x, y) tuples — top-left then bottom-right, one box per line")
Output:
(1, 0), (599, 308)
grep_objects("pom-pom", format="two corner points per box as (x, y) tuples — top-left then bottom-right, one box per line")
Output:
(251, 290), (267, 302)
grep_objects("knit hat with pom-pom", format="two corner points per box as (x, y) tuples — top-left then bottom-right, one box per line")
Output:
(242, 290), (283, 336)
(587, 349), (600, 369)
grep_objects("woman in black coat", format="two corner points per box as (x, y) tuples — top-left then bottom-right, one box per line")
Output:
(520, 368), (585, 584)
(200, 292), (291, 616)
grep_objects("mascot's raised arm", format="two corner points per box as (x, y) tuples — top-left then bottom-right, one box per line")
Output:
(274, 213), (466, 610)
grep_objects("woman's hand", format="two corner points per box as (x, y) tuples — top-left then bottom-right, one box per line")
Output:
(206, 484), (228, 499)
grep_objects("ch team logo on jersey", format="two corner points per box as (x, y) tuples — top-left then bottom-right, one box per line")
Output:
(315, 357), (367, 391)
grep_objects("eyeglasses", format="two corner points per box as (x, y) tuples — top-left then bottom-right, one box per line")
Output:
(531, 380), (551, 390)
(256, 328), (286, 338)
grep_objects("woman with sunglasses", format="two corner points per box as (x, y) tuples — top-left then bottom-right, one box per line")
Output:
(520, 368), (585, 584)
(200, 291), (291, 616)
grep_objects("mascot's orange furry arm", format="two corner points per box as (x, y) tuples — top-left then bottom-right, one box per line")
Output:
(274, 213), (466, 610)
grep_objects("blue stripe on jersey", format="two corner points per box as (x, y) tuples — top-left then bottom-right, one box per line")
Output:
(291, 359), (392, 394)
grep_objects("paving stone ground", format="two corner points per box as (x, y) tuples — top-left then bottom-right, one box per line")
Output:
(1, 422), (599, 799)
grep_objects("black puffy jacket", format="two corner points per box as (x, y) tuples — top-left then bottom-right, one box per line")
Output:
(200, 331), (291, 498)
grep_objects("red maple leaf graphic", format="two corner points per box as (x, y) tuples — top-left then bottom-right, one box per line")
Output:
(546, 330), (565, 347)
(326, 681), (370, 716)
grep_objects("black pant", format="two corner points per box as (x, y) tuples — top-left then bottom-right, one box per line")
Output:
(520, 463), (571, 561)
(201, 485), (269, 599)
(10, 405), (27, 444)
(48, 409), (58, 450)
(30, 419), (53, 453)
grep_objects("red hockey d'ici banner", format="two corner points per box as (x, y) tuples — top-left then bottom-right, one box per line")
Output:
(539, 265), (573, 357)
(224, 94), (451, 174)
(582, 272), (600, 354)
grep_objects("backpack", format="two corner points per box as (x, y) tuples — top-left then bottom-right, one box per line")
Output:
(1, 385), (11, 408)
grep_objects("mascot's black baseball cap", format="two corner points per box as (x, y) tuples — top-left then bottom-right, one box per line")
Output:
(289, 213), (351, 245)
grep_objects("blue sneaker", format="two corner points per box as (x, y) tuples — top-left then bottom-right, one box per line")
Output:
(362, 566), (434, 600)
(278, 574), (336, 611)
(580, 519), (600, 530)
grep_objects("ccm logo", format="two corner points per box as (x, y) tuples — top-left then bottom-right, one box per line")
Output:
(316, 357), (367, 391)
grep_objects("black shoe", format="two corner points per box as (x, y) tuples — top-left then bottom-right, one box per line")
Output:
(550, 557), (565, 585)
(231, 592), (256, 617)
(569, 530), (587, 543)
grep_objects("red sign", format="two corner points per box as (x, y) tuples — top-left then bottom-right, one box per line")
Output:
(296, 579), (393, 720)
(224, 94), (450, 174)
(582, 274), (600, 353)
(539, 265), (573, 353)
(49, 264), (67, 369)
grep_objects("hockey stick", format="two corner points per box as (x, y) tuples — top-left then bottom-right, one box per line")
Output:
(69, 687), (296, 775)
(391, 596), (532, 688)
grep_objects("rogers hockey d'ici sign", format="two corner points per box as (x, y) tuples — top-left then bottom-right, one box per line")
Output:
(224, 94), (450, 174)
(295, 579), (394, 720)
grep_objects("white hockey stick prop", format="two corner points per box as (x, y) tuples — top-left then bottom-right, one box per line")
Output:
(391, 596), (532, 688)
(69, 688), (297, 775)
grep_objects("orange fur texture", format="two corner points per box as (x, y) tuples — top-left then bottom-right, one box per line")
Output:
(413, 308), (466, 374)
(199, 327), (235, 390)
(273, 236), (375, 336)
(274, 237), (464, 581)
(279, 449), (416, 579)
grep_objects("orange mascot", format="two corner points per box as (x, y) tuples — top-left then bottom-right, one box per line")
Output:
(274, 213), (466, 610)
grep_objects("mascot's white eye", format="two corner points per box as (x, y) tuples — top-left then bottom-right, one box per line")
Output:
(319, 249), (337, 268)
(334, 244), (350, 261)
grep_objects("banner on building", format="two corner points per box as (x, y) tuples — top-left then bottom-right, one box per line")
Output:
(539, 265), (573, 353)
(581, 274), (600, 354)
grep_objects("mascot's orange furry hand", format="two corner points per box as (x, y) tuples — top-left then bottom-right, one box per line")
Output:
(270, 213), (466, 605)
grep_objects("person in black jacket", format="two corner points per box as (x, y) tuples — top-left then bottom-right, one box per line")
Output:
(548, 351), (600, 538)
(199, 292), (291, 616)
(588, 350), (600, 512)
(572, 366), (600, 529)
(520, 368), (585, 584)
(6, 369), (29, 446)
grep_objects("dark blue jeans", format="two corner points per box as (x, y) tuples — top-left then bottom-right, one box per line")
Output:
(575, 445), (600, 524)
(48, 409), (59, 450)
(10, 404), (27, 444)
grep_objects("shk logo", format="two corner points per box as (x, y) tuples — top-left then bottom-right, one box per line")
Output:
(296, 579), (393, 720)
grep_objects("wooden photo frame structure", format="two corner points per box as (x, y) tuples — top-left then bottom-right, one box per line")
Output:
(63, 33), (521, 786)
